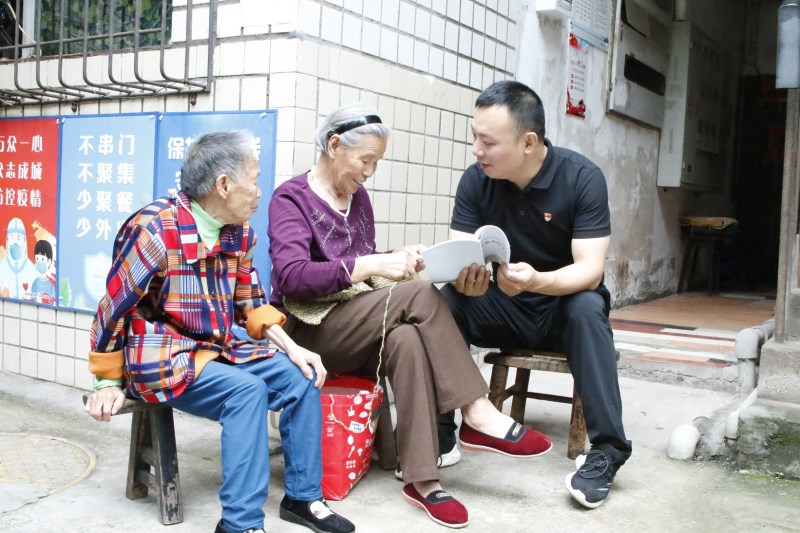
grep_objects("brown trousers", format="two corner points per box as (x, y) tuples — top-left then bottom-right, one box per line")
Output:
(284, 279), (489, 483)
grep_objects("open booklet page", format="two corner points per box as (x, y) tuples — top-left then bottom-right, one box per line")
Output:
(421, 225), (510, 283)
(421, 240), (485, 283)
(475, 225), (510, 264)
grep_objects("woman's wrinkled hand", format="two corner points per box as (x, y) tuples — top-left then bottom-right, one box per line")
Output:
(397, 244), (427, 272)
(285, 344), (328, 388)
(381, 249), (419, 281)
(84, 386), (126, 422)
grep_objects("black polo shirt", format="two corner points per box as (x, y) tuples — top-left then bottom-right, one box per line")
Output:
(451, 138), (610, 273)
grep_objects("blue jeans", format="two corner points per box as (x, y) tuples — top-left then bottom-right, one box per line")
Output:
(166, 352), (322, 533)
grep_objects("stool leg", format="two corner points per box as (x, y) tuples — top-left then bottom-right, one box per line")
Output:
(149, 407), (183, 525)
(687, 245), (702, 292)
(691, 245), (704, 291)
(567, 388), (587, 460)
(509, 368), (530, 424)
(375, 376), (398, 470)
(678, 242), (695, 293)
(126, 410), (150, 500)
(488, 364), (510, 411)
(706, 245), (714, 296)
(711, 242), (721, 295)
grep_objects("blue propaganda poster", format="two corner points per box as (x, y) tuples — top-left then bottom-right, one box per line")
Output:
(58, 114), (157, 312)
(154, 111), (277, 289)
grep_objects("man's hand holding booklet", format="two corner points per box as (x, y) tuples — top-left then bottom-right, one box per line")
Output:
(421, 225), (510, 283)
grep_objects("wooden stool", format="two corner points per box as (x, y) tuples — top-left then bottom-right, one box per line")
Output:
(485, 350), (586, 459)
(126, 401), (183, 525)
(677, 232), (725, 295)
(83, 395), (183, 525)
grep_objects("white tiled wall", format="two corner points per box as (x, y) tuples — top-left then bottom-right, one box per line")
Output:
(0, 0), (520, 390)
(209, 0), (518, 89)
(1, 300), (93, 389)
(293, 43), (482, 249)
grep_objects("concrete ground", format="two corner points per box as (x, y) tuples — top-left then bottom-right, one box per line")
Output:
(2, 365), (800, 533)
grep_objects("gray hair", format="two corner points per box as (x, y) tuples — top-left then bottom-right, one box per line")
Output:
(314, 102), (391, 157)
(180, 130), (257, 199)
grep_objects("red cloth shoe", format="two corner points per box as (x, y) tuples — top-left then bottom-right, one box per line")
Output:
(402, 484), (469, 529)
(459, 421), (552, 457)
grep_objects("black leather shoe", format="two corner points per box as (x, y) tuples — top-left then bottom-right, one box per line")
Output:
(214, 518), (266, 533)
(278, 495), (355, 533)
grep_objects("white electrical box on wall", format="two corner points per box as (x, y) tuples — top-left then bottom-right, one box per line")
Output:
(535, 0), (573, 19)
(657, 21), (731, 190)
(607, 0), (673, 129)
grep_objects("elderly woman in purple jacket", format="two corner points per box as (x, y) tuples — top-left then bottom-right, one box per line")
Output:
(267, 103), (552, 529)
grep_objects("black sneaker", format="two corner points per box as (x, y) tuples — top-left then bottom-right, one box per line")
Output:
(214, 519), (266, 533)
(278, 495), (355, 533)
(565, 449), (615, 509)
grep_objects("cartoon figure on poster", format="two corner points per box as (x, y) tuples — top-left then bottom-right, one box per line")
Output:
(71, 251), (112, 310)
(56, 226), (118, 311)
(0, 217), (37, 299)
(0, 217), (59, 302)
(33, 220), (61, 305)
(31, 239), (56, 304)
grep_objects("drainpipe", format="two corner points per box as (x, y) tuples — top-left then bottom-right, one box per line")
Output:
(724, 388), (760, 443)
(674, 0), (688, 22)
(668, 319), (775, 460)
(724, 319), (775, 443)
(735, 319), (775, 392)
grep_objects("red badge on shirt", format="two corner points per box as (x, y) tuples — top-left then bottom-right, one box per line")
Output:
(544, 212), (552, 222)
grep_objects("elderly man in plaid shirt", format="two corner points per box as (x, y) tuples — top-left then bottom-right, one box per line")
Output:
(83, 131), (355, 533)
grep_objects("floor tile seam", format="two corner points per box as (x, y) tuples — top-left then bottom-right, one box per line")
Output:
(667, 341), (736, 352)
(610, 318), (694, 330)
(616, 344), (735, 361)
(660, 328), (739, 339)
(656, 346), (736, 359)
(628, 354), (730, 368)
(612, 335), (727, 351)
(613, 330), (735, 347)
(612, 330), (736, 344)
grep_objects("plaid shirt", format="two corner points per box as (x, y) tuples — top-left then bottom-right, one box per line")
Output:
(90, 191), (276, 402)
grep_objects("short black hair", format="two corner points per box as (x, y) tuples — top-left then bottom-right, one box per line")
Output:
(34, 239), (52, 259)
(475, 80), (546, 139)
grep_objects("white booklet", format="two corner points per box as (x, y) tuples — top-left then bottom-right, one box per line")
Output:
(422, 225), (510, 283)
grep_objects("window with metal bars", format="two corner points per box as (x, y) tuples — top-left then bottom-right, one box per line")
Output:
(0, 0), (213, 105)
(1, 0), (171, 58)
(37, 0), (171, 56)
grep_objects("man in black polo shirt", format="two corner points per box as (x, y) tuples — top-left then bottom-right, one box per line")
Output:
(438, 80), (632, 509)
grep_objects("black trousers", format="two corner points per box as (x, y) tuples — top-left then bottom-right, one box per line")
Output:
(438, 282), (632, 469)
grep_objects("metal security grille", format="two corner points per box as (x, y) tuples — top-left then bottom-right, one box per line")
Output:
(0, 0), (215, 105)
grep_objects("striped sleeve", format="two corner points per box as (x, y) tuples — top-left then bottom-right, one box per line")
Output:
(90, 223), (168, 354)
